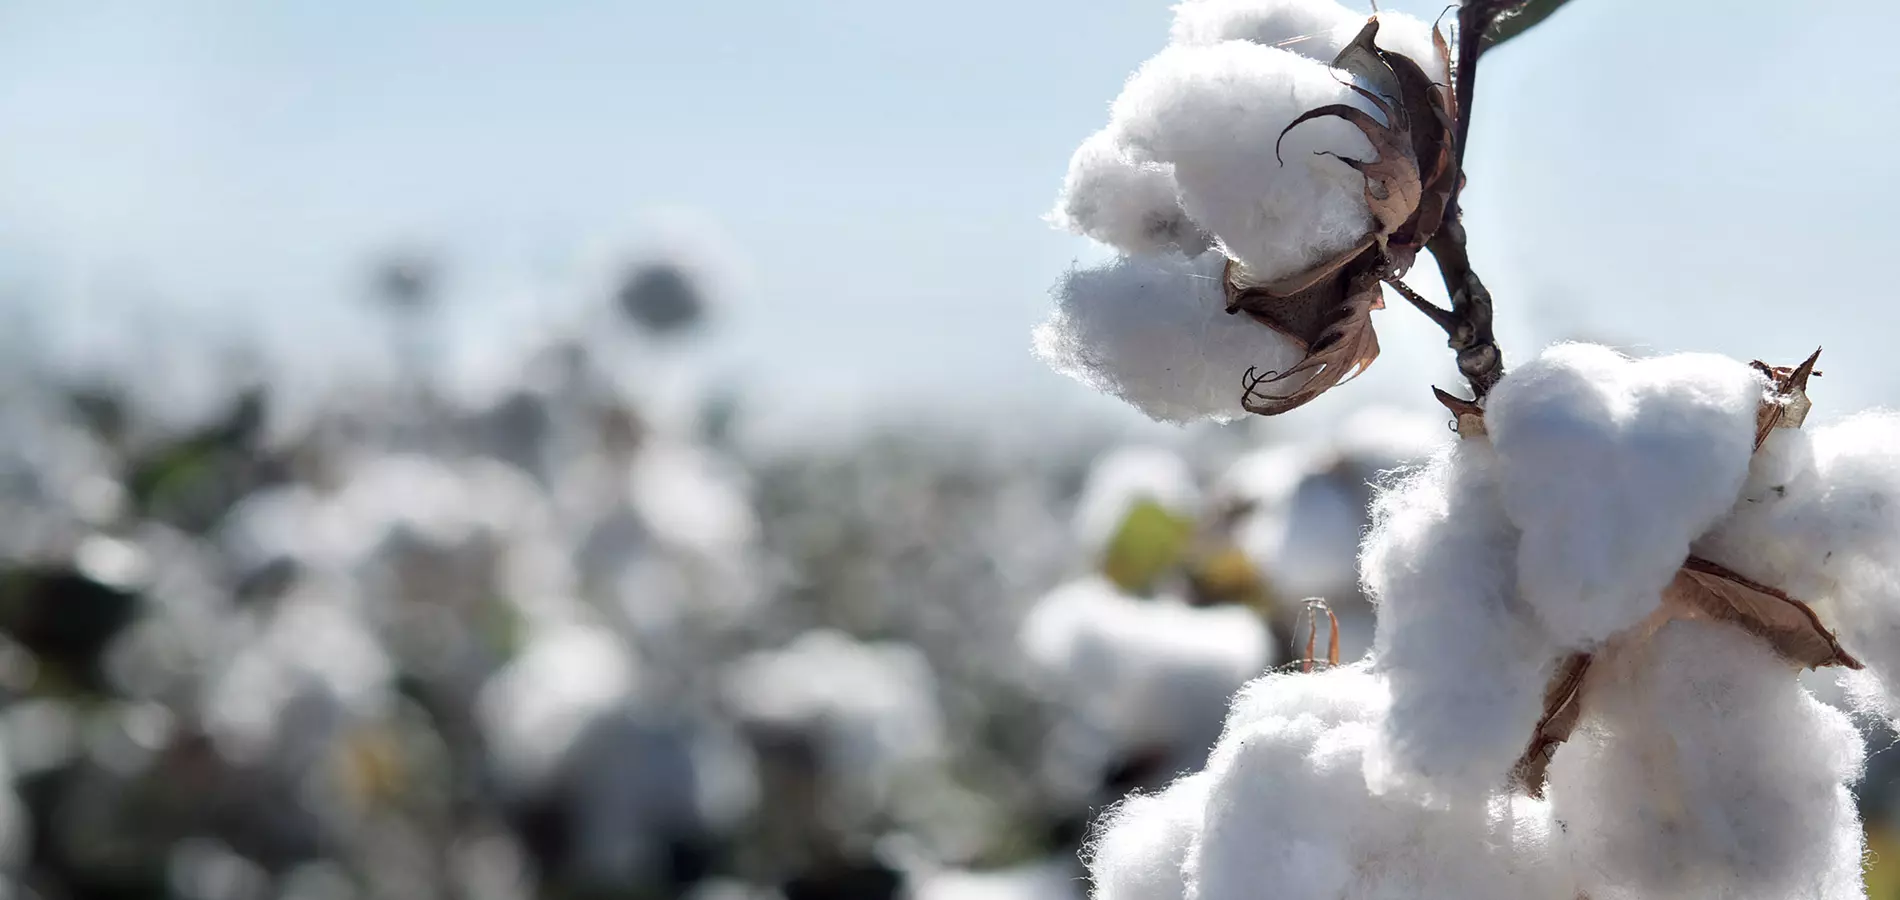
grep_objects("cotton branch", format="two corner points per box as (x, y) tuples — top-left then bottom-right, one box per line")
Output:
(1410, 0), (1529, 403)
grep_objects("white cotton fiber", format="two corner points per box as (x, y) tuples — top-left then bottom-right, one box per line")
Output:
(1544, 619), (1864, 900)
(1169, 0), (1358, 57)
(1169, 1), (1442, 79)
(1360, 442), (1561, 802)
(1088, 772), (1211, 900)
(1109, 42), (1377, 284)
(1072, 445), (1200, 557)
(1033, 251), (1307, 424)
(1054, 130), (1210, 258)
(1186, 665), (1571, 900)
(1485, 344), (1764, 647)
(1697, 412), (1900, 715)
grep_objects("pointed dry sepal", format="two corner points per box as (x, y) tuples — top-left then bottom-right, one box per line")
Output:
(1511, 651), (1592, 798)
(1750, 347), (1822, 451)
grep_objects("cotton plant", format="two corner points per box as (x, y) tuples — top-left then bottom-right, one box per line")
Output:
(1035, 1), (1898, 898)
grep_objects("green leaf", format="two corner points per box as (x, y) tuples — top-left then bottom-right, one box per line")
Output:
(1100, 499), (1196, 594)
(1483, 0), (1575, 48)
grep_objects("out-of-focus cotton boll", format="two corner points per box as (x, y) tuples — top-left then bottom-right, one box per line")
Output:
(1186, 665), (1571, 900)
(1053, 130), (1209, 258)
(1033, 252), (1307, 425)
(1088, 772), (1210, 900)
(1072, 445), (1199, 556)
(1109, 42), (1376, 284)
(1361, 443), (1559, 801)
(722, 629), (943, 800)
(1235, 468), (1361, 601)
(629, 441), (757, 563)
(202, 582), (395, 766)
(1022, 578), (1269, 777)
(1486, 345), (1763, 648)
(1545, 620), (1864, 900)
(476, 622), (640, 794)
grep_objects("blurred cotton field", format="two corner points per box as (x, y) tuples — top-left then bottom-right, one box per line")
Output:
(0, 222), (1486, 900)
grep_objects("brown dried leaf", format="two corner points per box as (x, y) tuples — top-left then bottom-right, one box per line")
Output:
(1511, 652), (1592, 798)
(1750, 347), (1821, 451)
(1663, 556), (1863, 671)
(1234, 262), (1385, 416)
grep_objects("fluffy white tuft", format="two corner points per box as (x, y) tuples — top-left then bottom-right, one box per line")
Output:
(1169, 1), (1443, 79)
(1032, 252), (1306, 424)
(1485, 344), (1763, 647)
(1054, 130), (1210, 258)
(1545, 619), (1865, 900)
(1361, 442), (1561, 801)
(1188, 665), (1571, 900)
(1696, 411), (1900, 716)
(1108, 42), (1378, 283)
(1088, 773), (1211, 900)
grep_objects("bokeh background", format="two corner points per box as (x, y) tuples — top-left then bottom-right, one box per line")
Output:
(1, 1), (1898, 898)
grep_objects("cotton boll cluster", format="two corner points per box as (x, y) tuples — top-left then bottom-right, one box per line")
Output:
(1033, 252), (1307, 424)
(1022, 578), (1270, 790)
(1546, 620), (1865, 900)
(1040, 0), (1451, 424)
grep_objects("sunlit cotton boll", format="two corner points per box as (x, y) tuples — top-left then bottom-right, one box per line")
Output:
(1108, 41), (1379, 284)
(1034, 251), (1307, 424)
(1544, 619), (1865, 900)
(1485, 344), (1763, 648)
(1182, 665), (1571, 900)
(1361, 442), (1560, 802)
(476, 621), (641, 794)
(1053, 130), (1209, 258)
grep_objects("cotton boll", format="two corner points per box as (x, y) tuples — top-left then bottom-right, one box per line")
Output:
(1187, 665), (1570, 900)
(1486, 344), (1763, 647)
(1088, 772), (1210, 900)
(1361, 443), (1561, 802)
(1110, 42), (1376, 284)
(1033, 252), (1307, 424)
(1072, 445), (1200, 557)
(1545, 619), (1864, 900)
(1054, 130), (1210, 257)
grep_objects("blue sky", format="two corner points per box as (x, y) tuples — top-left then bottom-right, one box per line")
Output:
(0, 0), (1895, 437)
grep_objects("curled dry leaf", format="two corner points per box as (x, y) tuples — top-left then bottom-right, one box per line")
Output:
(1751, 347), (1821, 451)
(1224, 18), (1459, 417)
(1662, 556), (1862, 671)
(1511, 651), (1592, 798)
